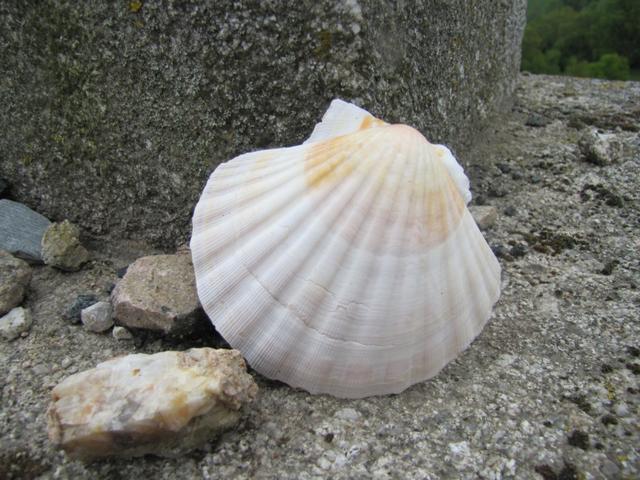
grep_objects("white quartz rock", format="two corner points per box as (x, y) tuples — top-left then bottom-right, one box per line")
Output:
(80, 301), (113, 333)
(0, 306), (32, 341)
(47, 348), (257, 460)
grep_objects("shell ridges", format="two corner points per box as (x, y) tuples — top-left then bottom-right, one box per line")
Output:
(191, 100), (501, 398)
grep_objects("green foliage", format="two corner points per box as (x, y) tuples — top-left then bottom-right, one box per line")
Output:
(566, 53), (630, 80)
(522, 0), (638, 80)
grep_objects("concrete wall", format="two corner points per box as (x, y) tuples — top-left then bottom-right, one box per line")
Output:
(0, 0), (526, 247)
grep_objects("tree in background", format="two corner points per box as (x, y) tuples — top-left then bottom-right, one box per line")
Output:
(522, 0), (639, 80)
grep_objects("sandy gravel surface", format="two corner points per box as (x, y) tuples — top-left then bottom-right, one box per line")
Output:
(1, 74), (638, 479)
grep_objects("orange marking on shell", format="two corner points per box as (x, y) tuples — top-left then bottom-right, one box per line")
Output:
(359, 115), (386, 130)
(304, 136), (358, 190)
(303, 125), (465, 250)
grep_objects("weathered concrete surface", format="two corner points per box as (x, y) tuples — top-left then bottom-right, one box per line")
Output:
(0, 74), (638, 479)
(0, 0), (526, 248)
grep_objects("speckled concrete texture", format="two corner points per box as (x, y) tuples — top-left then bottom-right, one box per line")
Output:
(1, 75), (638, 479)
(0, 0), (526, 248)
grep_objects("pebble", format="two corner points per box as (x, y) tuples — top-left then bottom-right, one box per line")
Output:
(578, 128), (623, 166)
(111, 253), (202, 334)
(613, 403), (629, 417)
(112, 325), (134, 341)
(64, 294), (99, 324)
(0, 306), (32, 341)
(81, 301), (113, 333)
(510, 243), (528, 258)
(567, 429), (590, 450)
(491, 245), (510, 259)
(41, 220), (90, 271)
(525, 113), (551, 127)
(0, 250), (32, 316)
(504, 205), (517, 217)
(496, 162), (512, 174)
(469, 205), (498, 230)
(0, 199), (51, 263)
(600, 459), (621, 479)
(334, 407), (361, 421)
(47, 348), (257, 460)
(317, 456), (332, 470)
(33, 363), (50, 376)
(449, 441), (471, 456)
(488, 185), (508, 198)
(510, 170), (523, 180)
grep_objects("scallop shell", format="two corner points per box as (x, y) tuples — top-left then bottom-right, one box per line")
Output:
(191, 100), (501, 398)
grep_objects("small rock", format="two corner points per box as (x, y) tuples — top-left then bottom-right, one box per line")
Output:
(496, 162), (511, 174)
(112, 325), (134, 341)
(559, 462), (580, 480)
(81, 301), (113, 333)
(41, 220), (90, 271)
(613, 403), (629, 417)
(567, 429), (589, 450)
(111, 253), (202, 334)
(580, 183), (624, 207)
(0, 199), (51, 262)
(488, 185), (508, 198)
(0, 306), (33, 341)
(33, 363), (50, 375)
(334, 407), (361, 421)
(468, 205), (497, 230)
(534, 464), (557, 480)
(525, 113), (551, 127)
(600, 260), (619, 275)
(510, 170), (523, 180)
(578, 128), (623, 166)
(491, 244), (510, 259)
(510, 243), (528, 258)
(503, 205), (517, 217)
(64, 294), (99, 324)
(317, 456), (332, 470)
(0, 250), (32, 316)
(626, 362), (640, 375)
(448, 441), (470, 457)
(47, 348), (257, 460)
(601, 363), (614, 374)
(600, 459), (621, 479)
(627, 346), (640, 357)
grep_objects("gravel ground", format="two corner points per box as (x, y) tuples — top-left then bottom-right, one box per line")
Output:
(1, 74), (638, 479)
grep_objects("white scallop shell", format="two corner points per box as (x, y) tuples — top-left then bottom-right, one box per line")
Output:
(191, 100), (500, 398)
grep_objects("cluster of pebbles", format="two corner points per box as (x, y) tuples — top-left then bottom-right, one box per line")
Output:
(0, 197), (257, 462)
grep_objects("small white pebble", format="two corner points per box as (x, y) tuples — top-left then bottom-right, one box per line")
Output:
(33, 363), (49, 376)
(112, 325), (134, 341)
(449, 441), (470, 456)
(81, 301), (113, 333)
(334, 407), (361, 421)
(613, 403), (629, 417)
